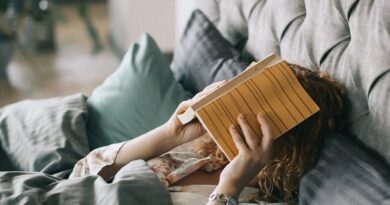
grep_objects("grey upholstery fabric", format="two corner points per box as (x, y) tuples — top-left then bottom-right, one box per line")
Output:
(0, 94), (89, 178)
(171, 10), (252, 95)
(299, 133), (390, 205)
(197, 0), (390, 164)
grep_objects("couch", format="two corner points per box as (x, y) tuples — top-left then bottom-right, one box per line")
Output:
(187, 0), (390, 204)
(186, 0), (390, 161)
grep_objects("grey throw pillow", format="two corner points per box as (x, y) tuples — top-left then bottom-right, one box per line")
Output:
(0, 146), (14, 171)
(299, 133), (390, 204)
(171, 9), (253, 95)
(0, 94), (90, 177)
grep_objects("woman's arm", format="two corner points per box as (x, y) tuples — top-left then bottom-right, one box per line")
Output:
(99, 81), (227, 180)
(98, 124), (180, 179)
(207, 113), (274, 205)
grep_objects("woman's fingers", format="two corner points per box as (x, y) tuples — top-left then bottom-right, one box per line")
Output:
(257, 114), (273, 154)
(179, 81), (228, 119)
(234, 113), (274, 153)
(176, 100), (192, 114)
(229, 125), (247, 151)
(237, 114), (260, 150)
(176, 82), (225, 119)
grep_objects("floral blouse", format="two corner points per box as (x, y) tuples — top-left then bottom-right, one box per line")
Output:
(69, 141), (228, 187)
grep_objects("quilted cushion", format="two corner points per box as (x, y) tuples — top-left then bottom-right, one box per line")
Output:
(197, 0), (390, 164)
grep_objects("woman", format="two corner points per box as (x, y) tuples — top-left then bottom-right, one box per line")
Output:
(70, 64), (349, 204)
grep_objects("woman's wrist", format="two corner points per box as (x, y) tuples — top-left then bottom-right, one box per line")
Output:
(213, 181), (241, 199)
(160, 122), (174, 137)
(159, 123), (183, 148)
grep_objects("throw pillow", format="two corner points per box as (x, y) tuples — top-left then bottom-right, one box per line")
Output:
(87, 34), (191, 149)
(299, 133), (390, 204)
(0, 145), (14, 171)
(0, 94), (89, 177)
(171, 9), (253, 95)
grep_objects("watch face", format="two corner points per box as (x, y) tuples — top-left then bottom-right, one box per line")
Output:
(227, 197), (238, 205)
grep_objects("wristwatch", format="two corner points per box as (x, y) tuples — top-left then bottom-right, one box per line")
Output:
(208, 193), (238, 205)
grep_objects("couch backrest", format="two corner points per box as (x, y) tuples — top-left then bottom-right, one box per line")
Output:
(196, 0), (390, 164)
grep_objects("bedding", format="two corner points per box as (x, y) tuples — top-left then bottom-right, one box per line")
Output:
(0, 94), (173, 205)
(0, 94), (89, 177)
(0, 160), (172, 205)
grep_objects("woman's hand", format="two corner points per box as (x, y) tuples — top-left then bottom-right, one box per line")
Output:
(164, 81), (227, 145)
(212, 113), (274, 198)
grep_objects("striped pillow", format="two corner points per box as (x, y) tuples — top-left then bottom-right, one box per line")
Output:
(171, 10), (252, 95)
(299, 133), (390, 204)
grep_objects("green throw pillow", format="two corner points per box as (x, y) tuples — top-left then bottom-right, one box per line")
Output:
(87, 34), (191, 149)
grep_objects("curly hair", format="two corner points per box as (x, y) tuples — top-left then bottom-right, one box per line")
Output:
(191, 64), (350, 203)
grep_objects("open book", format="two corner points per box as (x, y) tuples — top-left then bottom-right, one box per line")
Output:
(178, 54), (320, 161)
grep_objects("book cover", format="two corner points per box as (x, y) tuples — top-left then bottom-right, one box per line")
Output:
(178, 54), (320, 161)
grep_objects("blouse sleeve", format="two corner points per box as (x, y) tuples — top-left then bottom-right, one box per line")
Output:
(147, 152), (228, 187)
(68, 141), (127, 180)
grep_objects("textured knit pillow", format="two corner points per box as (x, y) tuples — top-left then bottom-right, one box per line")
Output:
(299, 133), (390, 205)
(0, 94), (89, 177)
(171, 9), (252, 95)
(87, 34), (191, 149)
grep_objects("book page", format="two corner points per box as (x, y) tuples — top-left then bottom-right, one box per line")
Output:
(195, 61), (320, 161)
